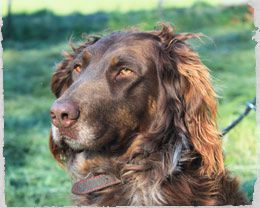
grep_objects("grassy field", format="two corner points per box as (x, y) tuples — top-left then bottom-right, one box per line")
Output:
(3, 2), (258, 206)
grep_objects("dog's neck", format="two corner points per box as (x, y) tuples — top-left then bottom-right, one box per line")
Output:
(64, 138), (200, 206)
(68, 147), (192, 180)
(66, 149), (168, 205)
(66, 133), (197, 180)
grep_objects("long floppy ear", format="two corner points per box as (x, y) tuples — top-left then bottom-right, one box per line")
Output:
(156, 25), (224, 176)
(51, 52), (74, 98)
(49, 130), (65, 167)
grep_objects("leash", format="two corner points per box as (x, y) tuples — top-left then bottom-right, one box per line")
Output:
(221, 97), (256, 137)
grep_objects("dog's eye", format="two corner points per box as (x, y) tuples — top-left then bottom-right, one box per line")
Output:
(74, 64), (82, 73)
(117, 67), (133, 78)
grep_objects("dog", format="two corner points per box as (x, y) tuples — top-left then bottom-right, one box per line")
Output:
(49, 24), (248, 206)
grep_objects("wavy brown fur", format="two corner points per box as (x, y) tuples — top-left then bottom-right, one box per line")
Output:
(49, 24), (248, 206)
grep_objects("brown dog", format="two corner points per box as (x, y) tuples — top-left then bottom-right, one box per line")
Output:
(49, 24), (248, 206)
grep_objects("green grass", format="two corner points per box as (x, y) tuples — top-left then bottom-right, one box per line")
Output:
(4, 3), (258, 206)
(4, 45), (73, 206)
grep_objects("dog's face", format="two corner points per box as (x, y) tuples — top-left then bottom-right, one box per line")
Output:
(50, 26), (224, 177)
(50, 32), (160, 151)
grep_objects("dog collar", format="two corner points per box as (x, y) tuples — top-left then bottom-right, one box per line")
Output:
(72, 174), (121, 195)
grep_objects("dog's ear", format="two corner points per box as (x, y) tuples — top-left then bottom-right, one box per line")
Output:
(49, 130), (65, 167)
(51, 52), (74, 98)
(155, 24), (224, 176)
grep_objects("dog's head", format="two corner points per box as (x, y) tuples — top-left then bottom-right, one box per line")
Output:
(49, 24), (224, 177)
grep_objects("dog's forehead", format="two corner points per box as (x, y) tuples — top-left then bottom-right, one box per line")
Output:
(87, 32), (158, 56)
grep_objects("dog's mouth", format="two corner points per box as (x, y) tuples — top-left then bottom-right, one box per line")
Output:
(58, 127), (87, 151)
(58, 129), (85, 151)
(55, 123), (119, 153)
(62, 136), (85, 151)
(59, 129), (106, 152)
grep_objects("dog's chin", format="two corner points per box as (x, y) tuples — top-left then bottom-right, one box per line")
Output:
(61, 135), (101, 152)
(62, 136), (86, 151)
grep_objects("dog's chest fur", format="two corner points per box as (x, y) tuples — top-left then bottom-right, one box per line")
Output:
(66, 152), (166, 206)
(65, 151), (247, 206)
(71, 175), (165, 206)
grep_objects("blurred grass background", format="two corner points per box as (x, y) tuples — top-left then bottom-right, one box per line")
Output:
(2, 0), (258, 206)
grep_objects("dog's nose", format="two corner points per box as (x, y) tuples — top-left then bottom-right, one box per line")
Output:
(50, 101), (79, 128)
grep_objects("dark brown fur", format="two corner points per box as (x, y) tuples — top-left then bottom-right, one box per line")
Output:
(49, 24), (248, 206)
